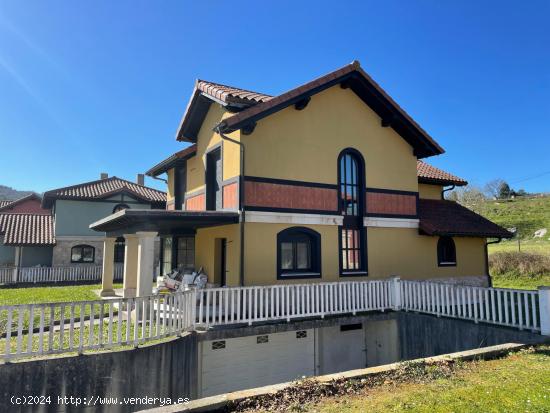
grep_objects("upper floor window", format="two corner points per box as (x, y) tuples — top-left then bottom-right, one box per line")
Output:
(437, 236), (456, 267)
(338, 149), (364, 216)
(71, 245), (95, 263)
(113, 203), (130, 213)
(277, 227), (321, 279)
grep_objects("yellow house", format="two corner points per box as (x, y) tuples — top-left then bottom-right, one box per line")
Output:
(91, 61), (511, 297)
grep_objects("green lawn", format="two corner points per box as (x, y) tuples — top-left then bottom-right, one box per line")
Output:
(488, 239), (550, 256)
(491, 273), (550, 290)
(289, 347), (550, 413)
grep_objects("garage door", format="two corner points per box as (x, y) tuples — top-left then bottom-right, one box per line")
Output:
(200, 329), (315, 397)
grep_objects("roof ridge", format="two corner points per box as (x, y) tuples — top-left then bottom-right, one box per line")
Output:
(197, 79), (273, 98)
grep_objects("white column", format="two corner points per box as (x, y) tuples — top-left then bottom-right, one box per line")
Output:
(391, 276), (402, 311)
(123, 234), (139, 298)
(12, 246), (22, 283)
(538, 286), (550, 336)
(100, 237), (116, 297)
(136, 231), (158, 297)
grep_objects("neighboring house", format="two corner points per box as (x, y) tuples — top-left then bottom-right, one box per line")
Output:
(91, 61), (511, 298)
(0, 194), (54, 268)
(0, 175), (166, 276)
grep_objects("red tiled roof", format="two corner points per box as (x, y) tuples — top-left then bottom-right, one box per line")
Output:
(145, 144), (197, 177)
(42, 177), (166, 208)
(418, 199), (512, 238)
(0, 213), (55, 246)
(0, 194), (50, 214)
(417, 161), (467, 186)
(197, 80), (272, 105)
(0, 200), (13, 208)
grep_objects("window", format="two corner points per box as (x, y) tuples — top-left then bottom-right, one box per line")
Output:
(176, 236), (195, 271)
(338, 149), (367, 274)
(438, 236), (456, 266)
(161, 237), (173, 275)
(71, 245), (95, 263)
(114, 237), (125, 263)
(277, 227), (321, 279)
(113, 203), (130, 213)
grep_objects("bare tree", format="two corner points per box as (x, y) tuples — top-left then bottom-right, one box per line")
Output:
(484, 179), (506, 199)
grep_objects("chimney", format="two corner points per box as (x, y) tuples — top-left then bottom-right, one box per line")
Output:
(136, 173), (145, 186)
(100, 172), (108, 180)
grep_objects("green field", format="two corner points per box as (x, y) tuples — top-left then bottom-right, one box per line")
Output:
(290, 346), (550, 413)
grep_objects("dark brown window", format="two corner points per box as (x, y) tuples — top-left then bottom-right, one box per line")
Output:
(71, 245), (95, 263)
(114, 237), (125, 263)
(338, 149), (367, 274)
(113, 203), (130, 213)
(277, 227), (321, 279)
(437, 236), (456, 266)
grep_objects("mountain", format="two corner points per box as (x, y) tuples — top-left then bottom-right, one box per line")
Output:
(0, 185), (36, 201)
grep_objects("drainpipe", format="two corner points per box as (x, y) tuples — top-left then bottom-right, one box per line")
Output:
(485, 237), (502, 287)
(149, 175), (168, 184)
(441, 185), (455, 200)
(214, 124), (245, 287)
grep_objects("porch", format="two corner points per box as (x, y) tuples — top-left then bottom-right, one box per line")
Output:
(90, 209), (240, 298)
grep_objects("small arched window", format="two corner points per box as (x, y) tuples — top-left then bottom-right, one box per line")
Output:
(113, 203), (130, 213)
(437, 237), (456, 267)
(277, 227), (321, 279)
(71, 245), (95, 263)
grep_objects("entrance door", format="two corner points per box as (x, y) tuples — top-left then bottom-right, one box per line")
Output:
(206, 148), (222, 210)
(317, 323), (367, 374)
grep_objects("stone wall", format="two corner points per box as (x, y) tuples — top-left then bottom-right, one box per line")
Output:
(52, 240), (105, 266)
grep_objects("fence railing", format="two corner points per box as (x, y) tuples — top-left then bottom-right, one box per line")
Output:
(195, 280), (394, 327)
(0, 289), (196, 361)
(0, 264), (124, 284)
(1, 278), (548, 361)
(400, 280), (541, 332)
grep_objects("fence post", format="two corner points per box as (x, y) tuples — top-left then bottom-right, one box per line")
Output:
(538, 286), (550, 336)
(391, 277), (401, 311)
(11, 267), (19, 284)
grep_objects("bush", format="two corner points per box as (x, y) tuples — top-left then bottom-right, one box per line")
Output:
(489, 252), (550, 277)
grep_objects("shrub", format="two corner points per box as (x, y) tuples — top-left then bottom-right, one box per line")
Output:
(489, 252), (550, 277)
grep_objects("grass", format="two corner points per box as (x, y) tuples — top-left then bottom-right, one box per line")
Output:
(488, 239), (550, 256)
(258, 346), (550, 413)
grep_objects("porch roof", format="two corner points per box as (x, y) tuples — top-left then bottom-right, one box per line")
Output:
(89, 209), (240, 236)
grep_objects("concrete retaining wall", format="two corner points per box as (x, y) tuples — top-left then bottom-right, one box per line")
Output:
(0, 334), (198, 413)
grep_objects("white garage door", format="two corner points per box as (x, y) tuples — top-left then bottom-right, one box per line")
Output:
(200, 329), (315, 397)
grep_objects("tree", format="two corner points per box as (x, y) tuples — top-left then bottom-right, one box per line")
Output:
(484, 179), (505, 199)
(498, 182), (511, 199)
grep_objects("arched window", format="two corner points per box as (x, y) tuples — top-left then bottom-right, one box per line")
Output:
(437, 237), (456, 266)
(338, 149), (367, 274)
(71, 245), (95, 263)
(277, 227), (321, 279)
(113, 203), (130, 213)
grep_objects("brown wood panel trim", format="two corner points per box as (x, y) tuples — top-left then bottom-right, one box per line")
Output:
(185, 193), (205, 211)
(366, 192), (417, 216)
(244, 181), (338, 212)
(222, 182), (238, 210)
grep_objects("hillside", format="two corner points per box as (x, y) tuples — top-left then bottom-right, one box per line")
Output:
(466, 195), (550, 239)
(0, 184), (35, 201)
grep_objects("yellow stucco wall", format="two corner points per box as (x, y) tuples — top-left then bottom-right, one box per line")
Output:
(242, 86), (418, 192)
(185, 104), (241, 194)
(418, 183), (443, 200)
(242, 222), (486, 285)
(195, 224), (241, 286)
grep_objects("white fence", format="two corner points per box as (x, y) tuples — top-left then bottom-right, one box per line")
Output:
(401, 280), (541, 332)
(0, 278), (548, 361)
(0, 290), (196, 361)
(0, 264), (124, 284)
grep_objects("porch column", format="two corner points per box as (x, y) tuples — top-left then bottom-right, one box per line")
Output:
(100, 237), (116, 297)
(123, 234), (139, 298)
(136, 231), (157, 297)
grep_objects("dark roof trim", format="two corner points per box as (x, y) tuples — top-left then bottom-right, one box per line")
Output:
(418, 177), (468, 186)
(146, 144), (197, 177)
(218, 61), (444, 159)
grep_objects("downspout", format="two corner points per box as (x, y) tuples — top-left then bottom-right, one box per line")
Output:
(215, 124), (245, 287)
(485, 237), (502, 287)
(149, 175), (168, 184)
(441, 185), (455, 200)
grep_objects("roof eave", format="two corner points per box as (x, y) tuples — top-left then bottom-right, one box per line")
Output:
(418, 177), (468, 187)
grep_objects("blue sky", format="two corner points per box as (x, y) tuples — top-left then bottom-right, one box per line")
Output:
(1, 1), (549, 193)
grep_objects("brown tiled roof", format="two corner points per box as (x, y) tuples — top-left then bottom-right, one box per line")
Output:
(197, 80), (272, 105)
(0, 194), (50, 214)
(217, 61), (444, 158)
(42, 177), (166, 208)
(418, 199), (512, 238)
(417, 161), (467, 186)
(0, 200), (13, 208)
(145, 144), (197, 177)
(0, 213), (55, 246)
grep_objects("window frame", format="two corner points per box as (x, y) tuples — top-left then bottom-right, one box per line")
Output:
(70, 244), (95, 264)
(437, 236), (457, 267)
(337, 148), (368, 276)
(277, 227), (321, 279)
(112, 203), (130, 213)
